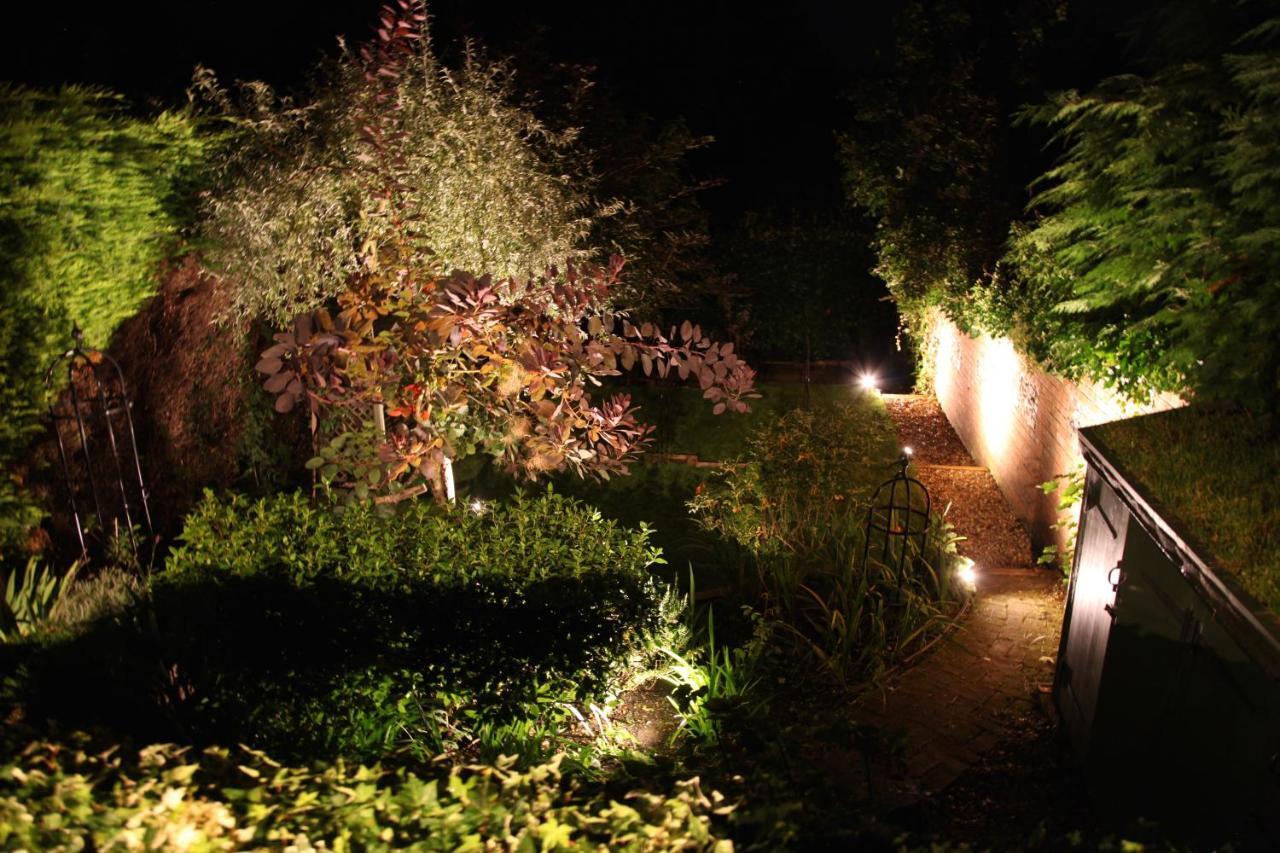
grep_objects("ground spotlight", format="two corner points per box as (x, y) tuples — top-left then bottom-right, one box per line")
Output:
(859, 372), (879, 392)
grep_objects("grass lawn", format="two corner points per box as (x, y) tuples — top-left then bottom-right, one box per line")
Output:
(1089, 406), (1280, 615)
(614, 379), (887, 461)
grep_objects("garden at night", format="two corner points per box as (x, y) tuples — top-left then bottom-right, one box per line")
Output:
(2, 1), (1279, 849)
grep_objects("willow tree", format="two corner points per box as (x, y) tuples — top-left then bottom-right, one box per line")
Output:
(196, 4), (593, 327)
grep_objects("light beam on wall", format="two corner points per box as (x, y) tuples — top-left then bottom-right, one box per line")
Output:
(933, 320), (956, 405)
(977, 336), (1021, 460)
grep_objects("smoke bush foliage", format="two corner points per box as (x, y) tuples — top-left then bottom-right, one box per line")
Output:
(197, 9), (593, 327)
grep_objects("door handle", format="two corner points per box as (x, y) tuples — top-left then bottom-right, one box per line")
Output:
(1107, 563), (1125, 592)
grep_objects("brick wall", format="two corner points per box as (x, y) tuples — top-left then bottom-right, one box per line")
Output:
(927, 312), (1182, 554)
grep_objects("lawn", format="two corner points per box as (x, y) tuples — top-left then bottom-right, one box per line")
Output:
(617, 380), (891, 462)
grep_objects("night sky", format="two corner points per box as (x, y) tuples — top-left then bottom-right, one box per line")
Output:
(1, 1), (904, 219)
(2, 1), (1154, 216)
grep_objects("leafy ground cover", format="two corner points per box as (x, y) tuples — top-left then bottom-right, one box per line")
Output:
(0, 733), (733, 851)
(1088, 406), (1280, 615)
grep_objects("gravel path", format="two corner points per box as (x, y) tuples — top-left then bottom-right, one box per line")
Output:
(881, 393), (974, 466)
(849, 393), (1064, 810)
(882, 394), (1034, 570)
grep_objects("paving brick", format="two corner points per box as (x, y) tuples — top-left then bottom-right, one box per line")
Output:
(849, 394), (1068, 805)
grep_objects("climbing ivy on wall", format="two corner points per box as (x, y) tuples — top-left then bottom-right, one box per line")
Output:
(842, 1), (1280, 415)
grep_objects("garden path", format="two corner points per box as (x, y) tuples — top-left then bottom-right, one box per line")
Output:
(850, 393), (1064, 810)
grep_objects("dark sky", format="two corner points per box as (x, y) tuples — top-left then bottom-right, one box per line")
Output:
(1, 1), (898, 219)
(2, 1), (1155, 221)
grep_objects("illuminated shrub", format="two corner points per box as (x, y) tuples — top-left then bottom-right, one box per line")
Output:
(6, 491), (668, 762)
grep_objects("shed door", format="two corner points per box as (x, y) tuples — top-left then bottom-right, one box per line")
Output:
(1057, 466), (1129, 756)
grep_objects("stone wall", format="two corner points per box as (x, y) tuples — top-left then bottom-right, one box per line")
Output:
(927, 312), (1182, 555)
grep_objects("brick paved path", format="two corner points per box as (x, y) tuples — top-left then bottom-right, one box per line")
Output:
(852, 394), (1064, 808)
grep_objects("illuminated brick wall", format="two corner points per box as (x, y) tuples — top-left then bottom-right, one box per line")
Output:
(927, 312), (1182, 555)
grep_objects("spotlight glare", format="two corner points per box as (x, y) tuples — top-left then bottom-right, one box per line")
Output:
(858, 372), (879, 392)
(957, 557), (978, 588)
(903, 445), (914, 457)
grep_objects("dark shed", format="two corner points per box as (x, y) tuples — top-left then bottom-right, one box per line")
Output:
(1055, 408), (1280, 845)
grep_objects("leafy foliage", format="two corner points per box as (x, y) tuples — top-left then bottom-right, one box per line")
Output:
(0, 86), (208, 559)
(203, 4), (755, 498)
(689, 402), (898, 554)
(46, 565), (144, 634)
(0, 559), (78, 643)
(259, 261), (757, 499)
(690, 399), (963, 683)
(649, 602), (765, 746)
(836, 2), (1060, 312)
(583, 113), (722, 312)
(518, 62), (725, 313)
(1036, 465), (1085, 579)
(719, 212), (890, 361)
(0, 87), (208, 350)
(198, 2), (587, 327)
(6, 490), (668, 762)
(168, 488), (663, 589)
(0, 736), (733, 851)
(1007, 5), (1280, 412)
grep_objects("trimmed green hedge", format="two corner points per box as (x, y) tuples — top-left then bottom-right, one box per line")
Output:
(166, 488), (662, 588)
(5, 491), (668, 763)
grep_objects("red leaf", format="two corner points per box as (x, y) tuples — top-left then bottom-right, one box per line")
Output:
(264, 372), (292, 393)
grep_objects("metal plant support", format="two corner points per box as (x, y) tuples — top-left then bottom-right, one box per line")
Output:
(45, 325), (152, 562)
(861, 451), (931, 603)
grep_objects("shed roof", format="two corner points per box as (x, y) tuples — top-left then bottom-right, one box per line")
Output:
(1081, 406), (1280, 672)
